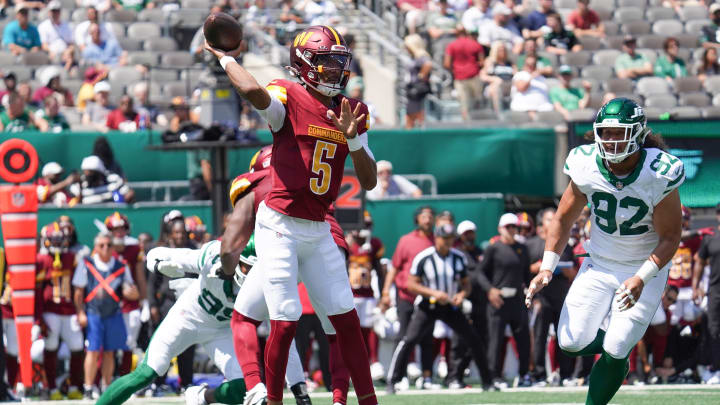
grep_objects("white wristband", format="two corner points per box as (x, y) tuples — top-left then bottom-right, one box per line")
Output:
(635, 259), (660, 285)
(540, 251), (560, 273)
(220, 55), (236, 70)
(346, 135), (363, 152)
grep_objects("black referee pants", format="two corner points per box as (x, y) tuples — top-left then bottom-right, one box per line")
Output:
(487, 295), (530, 379)
(446, 297), (489, 384)
(708, 286), (720, 370)
(388, 303), (490, 385)
(532, 293), (574, 381)
(396, 298), (434, 376)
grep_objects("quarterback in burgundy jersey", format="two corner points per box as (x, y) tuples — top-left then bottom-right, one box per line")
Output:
(225, 146), (351, 405)
(207, 24), (377, 405)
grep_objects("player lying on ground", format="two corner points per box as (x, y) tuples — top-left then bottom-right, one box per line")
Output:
(525, 98), (683, 405)
(207, 24), (378, 405)
(222, 146), (350, 405)
(95, 239), (308, 405)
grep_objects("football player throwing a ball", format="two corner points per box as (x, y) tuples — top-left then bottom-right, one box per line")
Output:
(205, 25), (378, 405)
(525, 98), (683, 405)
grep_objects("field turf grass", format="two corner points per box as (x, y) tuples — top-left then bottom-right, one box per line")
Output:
(27, 384), (720, 405)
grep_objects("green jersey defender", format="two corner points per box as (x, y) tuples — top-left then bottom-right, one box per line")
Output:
(526, 98), (684, 405)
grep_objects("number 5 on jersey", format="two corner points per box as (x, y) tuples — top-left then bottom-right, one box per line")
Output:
(310, 140), (337, 195)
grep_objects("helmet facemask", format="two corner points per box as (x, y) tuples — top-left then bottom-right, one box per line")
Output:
(295, 46), (351, 97)
(593, 121), (648, 164)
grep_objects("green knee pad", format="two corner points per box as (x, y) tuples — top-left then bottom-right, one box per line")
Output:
(562, 329), (606, 358)
(586, 351), (629, 405)
(96, 363), (158, 405)
(213, 378), (246, 404)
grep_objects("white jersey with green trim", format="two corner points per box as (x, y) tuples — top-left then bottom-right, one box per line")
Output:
(564, 145), (684, 271)
(156, 240), (238, 327)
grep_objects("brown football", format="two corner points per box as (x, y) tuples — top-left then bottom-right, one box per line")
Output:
(203, 12), (243, 52)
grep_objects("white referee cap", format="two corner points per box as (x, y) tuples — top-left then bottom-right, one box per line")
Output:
(498, 213), (519, 228)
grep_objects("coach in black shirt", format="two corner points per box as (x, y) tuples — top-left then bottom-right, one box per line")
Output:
(386, 223), (491, 393)
(476, 213), (532, 388)
(694, 203), (720, 380)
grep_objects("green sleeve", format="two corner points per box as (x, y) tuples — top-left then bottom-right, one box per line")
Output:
(654, 57), (669, 77)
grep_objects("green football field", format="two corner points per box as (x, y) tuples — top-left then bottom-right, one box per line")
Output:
(27, 385), (720, 405)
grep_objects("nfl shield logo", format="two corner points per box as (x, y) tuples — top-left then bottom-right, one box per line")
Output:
(11, 192), (25, 207)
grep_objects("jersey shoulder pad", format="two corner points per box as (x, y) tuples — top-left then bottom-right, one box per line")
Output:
(266, 79), (290, 105)
(564, 144), (597, 180)
(197, 240), (220, 271)
(645, 148), (685, 196)
(229, 171), (264, 207)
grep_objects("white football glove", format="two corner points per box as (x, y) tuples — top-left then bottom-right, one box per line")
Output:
(146, 247), (185, 278)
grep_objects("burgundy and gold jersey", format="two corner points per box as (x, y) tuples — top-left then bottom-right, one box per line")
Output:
(37, 252), (78, 315)
(230, 168), (347, 251)
(668, 235), (702, 288)
(263, 79), (369, 222)
(117, 242), (141, 312)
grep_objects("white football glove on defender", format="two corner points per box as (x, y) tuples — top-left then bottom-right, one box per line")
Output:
(146, 247), (185, 278)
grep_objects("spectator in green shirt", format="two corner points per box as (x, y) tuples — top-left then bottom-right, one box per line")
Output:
(516, 39), (554, 76)
(36, 95), (71, 133)
(615, 35), (653, 80)
(549, 65), (591, 121)
(111, 0), (155, 12)
(0, 92), (40, 132)
(654, 37), (687, 82)
(542, 13), (582, 56)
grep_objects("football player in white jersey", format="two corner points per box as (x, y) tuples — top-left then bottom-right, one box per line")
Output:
(95, 238), (307, 405)
(525, 98), (684, 405)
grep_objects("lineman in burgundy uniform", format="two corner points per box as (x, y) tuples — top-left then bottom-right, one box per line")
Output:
(206, 24), (378, 405)
(224, 146), (351, 405)
(36, 222), (85, 400)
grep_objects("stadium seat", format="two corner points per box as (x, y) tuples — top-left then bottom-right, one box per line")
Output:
(643, 107), (665, 119)
(180, 69), (203, 90)
(138, 8), (166, 23)
(144, 37), (178, 52)
(182, 0), (211, 8)
(119, 38), (143, 51)
(703, 75), (720, 94)
(679, 92), (711, 107)
(605, 35), (626, 50)
(618, 0), (646, 7)
(593, 49), (622, 66)
(162, 81), (190, 98)
(128, 51), (159, 66)
(652, 19), (684, 36)
(636, 48), (658, 64)
(545, 78), (563, 89)
(581, 65), (613, 81)
(0, 51), (16, 66)
(22, 51), (50, 65)
(558, 8), (573, 22)
(566, 108), (596, 122)
(601, 21), (618, 36)
(108, 22), (126, 39)
(106, 9), (137, 23)
(676, 34), (700, 49)
(685, 19), (711, 36)
(578, 36), (604, 51)
(614, 7), (645, 24)
(556, 0), (576, 9)
(504, 111), (532, 123)
(674, 77), (703, 93)
(637, 34), (665, 49)
(161, 52), (194, 67)
(571, 77), (600, 92)
(589, 92), (605, 109)
(169, 9), (207, 28)
(645, 94), (677, 108)
(645, 6), (676, 21)
(679, 5), (708, 21)
(669, 106), (701, 118)
(150, 69), (179, 83)
(61, 107), (82, 125)
(621, 20), (651, 35)
(535, 110), (566, 126)
(701, 106), (720, 117)
(71, 8), (86, 23)
(537, 51), (558, 67)
(127, 22), (161, 39)
(562, 51), (592, 67)
(594, 6), (614, 21)
(637, 76), (671, 95)
(63, 79), (83, 96)
(109, 66), (143, 83)
(605, 78), (634, 93)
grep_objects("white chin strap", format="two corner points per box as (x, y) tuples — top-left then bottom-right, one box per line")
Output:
(303, 77), (342, 97)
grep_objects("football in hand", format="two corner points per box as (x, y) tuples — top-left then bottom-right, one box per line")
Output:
(203, 12), (243, 52)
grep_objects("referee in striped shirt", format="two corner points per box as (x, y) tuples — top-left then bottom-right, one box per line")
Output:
(387, 223), (491, 393)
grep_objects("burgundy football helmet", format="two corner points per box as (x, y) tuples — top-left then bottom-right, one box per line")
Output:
(288, 25), (352, 97)
(249, 145), (272, 172)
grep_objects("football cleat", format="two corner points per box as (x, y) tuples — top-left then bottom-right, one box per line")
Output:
(370, 361), (385, 381)
(290, 382), (311, 405)
(243, 383), (268, 405)
(184, 384), (208, 405)
(67, 386), (84, 400)
(49, 389), (63, 400)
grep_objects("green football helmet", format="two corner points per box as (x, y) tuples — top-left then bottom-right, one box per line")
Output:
(235, 234), (257, 287)
(593, 97), (650, 163)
